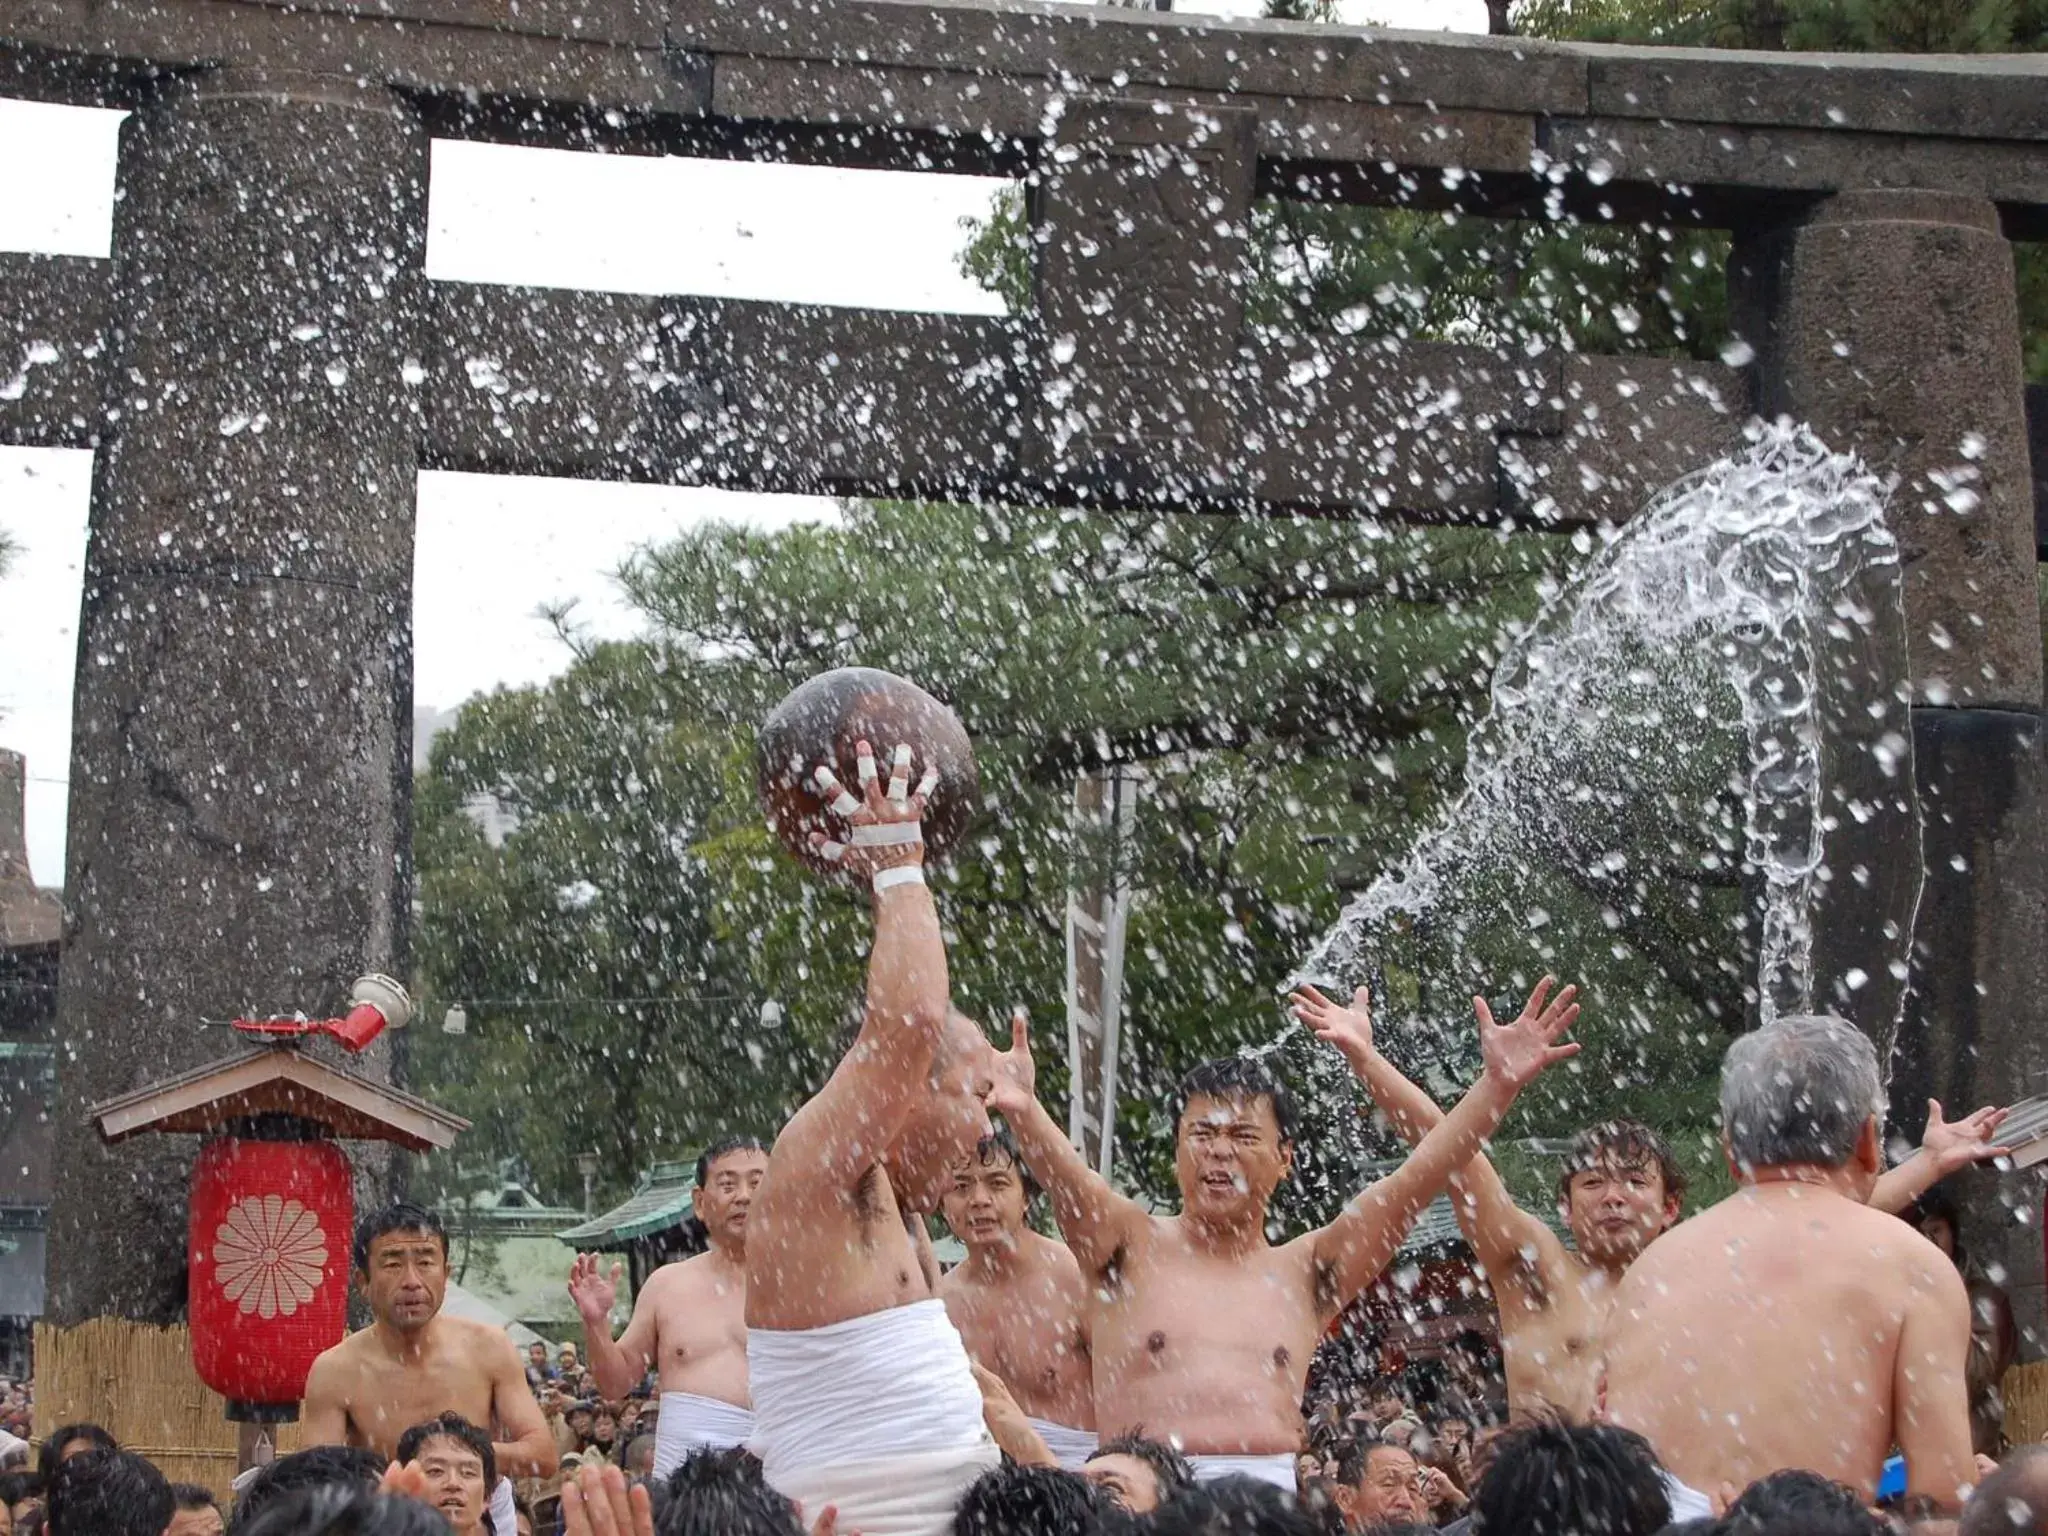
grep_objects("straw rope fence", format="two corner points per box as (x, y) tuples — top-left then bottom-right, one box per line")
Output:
(32, 1319), (303, 1503)
(2005, 1359), (2048, 1447)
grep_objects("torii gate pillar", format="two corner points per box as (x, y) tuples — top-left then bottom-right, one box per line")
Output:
(48, 71), (425, 1323)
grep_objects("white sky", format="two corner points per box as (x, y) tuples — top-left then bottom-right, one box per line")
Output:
(0, 0), (1484, 888)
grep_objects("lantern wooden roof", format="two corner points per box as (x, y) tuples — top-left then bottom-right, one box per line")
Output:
(91, 1047), (469, 1152)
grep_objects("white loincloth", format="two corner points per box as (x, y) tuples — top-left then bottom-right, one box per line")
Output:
(488, 1475), (516, 1536)
(1188, 1453), (1299, 1490)
(653, 1390), (756, 1477)
(1026, 1416), (1098, 1471)
(1661, 1471), (1715, 1522)
(749, 1297), (1000, 1536)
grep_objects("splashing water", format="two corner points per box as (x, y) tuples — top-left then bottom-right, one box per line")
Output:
(1291, 422), (1919, 1060)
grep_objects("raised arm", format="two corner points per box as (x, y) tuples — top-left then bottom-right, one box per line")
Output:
(1870, 1100), (2010, 1216)
(1309, 980), (1580, 1314)
(487, 1327), (562, 1478)
(1292, 982), (1572, 1297)
(567, 1254), (658, 1404)
(1895, 1251), (1977, 1511)
(986, 1010), (1149, 1277)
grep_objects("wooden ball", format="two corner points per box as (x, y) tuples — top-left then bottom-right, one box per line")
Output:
(756, 667), (980, 880)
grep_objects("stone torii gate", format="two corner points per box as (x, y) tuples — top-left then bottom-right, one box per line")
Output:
(1, 0), (2044, 1331)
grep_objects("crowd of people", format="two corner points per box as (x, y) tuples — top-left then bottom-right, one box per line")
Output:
(19, 734), (2048, 1536)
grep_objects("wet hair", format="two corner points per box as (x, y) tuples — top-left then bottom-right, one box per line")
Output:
(231, 1444), (389, 1527)
(695, 1136), (767, 1189)
(1469, 1418), (1669, 1536)
(1964, 1447), (2048, 1536)
(171, 1481), (219, 1512)
(657, 1447), (801, 1536)
(352, 1201), (450, 1274)
(1908, 1184), (1967, 1266)
(1721, 1015), (1884, 1172)
(233, 1486), (454, 1536)
(965, 1127), (1042, 1201)
(1722, 1469), (1886, 1536)
(1174, 1056), (1299, 1147)
(46, 1448), (172, 1536)
(1147, 1475), (1334, 1536)
(1555, 1120), (1688, 1209)
(1088, 1432), (1196, 1507)
(955, 1462), (1116, 1535)
(37, 1423), (115, 1488)
(396, 1411), (497, 1489)
(1331, 1432), (1412, 1489)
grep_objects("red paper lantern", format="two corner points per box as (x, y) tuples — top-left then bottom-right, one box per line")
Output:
(188, 1137), (353, 1409)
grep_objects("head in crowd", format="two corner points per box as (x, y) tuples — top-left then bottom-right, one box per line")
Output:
(1083, 1433), (1196, 1516)
(1146, 1475), (1337, 1536)
(882, 1007), (1002, 1214)
(1174, 1055), (1298, 1225)
(231, 1444), (389, 1528)
(1910, 1184), (1967, 1267)
(592, 1409), (619, 1452)
(1431, 1416), (1471, 1455)
(1720, 1015), (1885, 1187)
(352, 1202), (452, 1335)
(166, 1481), (224, 1536)
(1333, 1432), (1421, 1530)
(35, 1424), (113, 1489)
(395, 1413), (495, 1536)
(942, 1128), (1041, 1254)
(1964, 1448), (2048, 1536)
(558, 1343), (580, 1372)
(1721, 1469), (1888, 1536)
(1468, 1418), (1668, 1536)
(693, 1137), (770, 1254)
(621, 1432), (657, 1478)
(0, 1473), (36, 1526)
(1554, 1119), (1687, 1266)
(954, 1462), (1117, 1536)
(232, 1486), (454, 1536)
(526, 1342), (550, 1371)
(657, 1447), (802, 1536)
(45, 1448), (172, 1536)
(1364, 1386), (1405, 1428)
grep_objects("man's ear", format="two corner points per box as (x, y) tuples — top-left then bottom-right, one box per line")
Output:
(1660, 1194), (1683, 1230)
(1855, 1116), (1883, 1174)
(690, 1184), (707, 1222)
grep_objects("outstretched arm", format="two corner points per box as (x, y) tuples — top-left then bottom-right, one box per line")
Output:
(487, 1330), (562, 1478)
(568, 1254), (658, 1403)
(1292, 982), (1572, 1299)
(987, 1010), (1149, 1277)
(1309, 980), (1580, 1313)
(1870, 1100), (2009, 1216)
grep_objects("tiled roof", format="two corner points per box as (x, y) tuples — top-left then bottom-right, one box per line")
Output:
(557, 1159), (698, 1247)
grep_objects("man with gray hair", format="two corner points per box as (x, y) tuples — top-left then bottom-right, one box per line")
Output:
(1603, 1014), (1975, 1514)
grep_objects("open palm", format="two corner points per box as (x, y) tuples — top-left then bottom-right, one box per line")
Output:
(1477, 977), (1580, 1091)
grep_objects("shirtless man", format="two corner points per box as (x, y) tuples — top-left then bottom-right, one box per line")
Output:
(303, 1202), (558, 1536)
(992, 980), (1582, 1487)
(744, 738), (1009, 1536)
(937, 1123), (1096, 1468)
(1295, 981), (2009, 1424)
(1603, 1014), (1977, 1515)
(567, 1136), (766, 1476)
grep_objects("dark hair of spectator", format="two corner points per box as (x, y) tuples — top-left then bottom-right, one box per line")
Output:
(656, 1447), (801, 1536)
(1907, 1184), (1968, 1267)
(695, 1137), (767, 1190)
(1147, 1475), (1335, 1536)
(352, 1202), (449, 1274)
(46, 1448), (172, 1536)
(396, 1411), (497, 1490)
(965, 1127), (1043, 1201)
(1090, 1432), (1196, 1507)
(954, 1462), (1114, 1536)
(231, 1444), (390, 1528)
(1555, 1120), (1688, 1209)
(1960, 1448), (2048, 1536)
(0, 1470), (39, 1507)
(1175, 1057), (1299, 1147)
(1330, 1431), (1406, 1489)
(1721, 1469), (1886, 1536)
(36, 1423), (115, 1488)
(1469, 1417), (1670, 1536)
(170, 1480), (218, 1512)
(233, 1485), (454, 1536)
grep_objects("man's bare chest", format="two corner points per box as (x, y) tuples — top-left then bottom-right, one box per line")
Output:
(1099, 1248), (1318, 1378)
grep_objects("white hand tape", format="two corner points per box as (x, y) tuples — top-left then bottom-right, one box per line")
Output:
(887, 743), (913, 804)
(857, 750), (880, 788)
(830, 791), (862, 818)
(914, 768), (939, 802)
(850, 823), (924, 847)
(816, 839), (847, 863)
(872, 865), (927, 893)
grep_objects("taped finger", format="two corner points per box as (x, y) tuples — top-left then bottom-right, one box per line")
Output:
(811, 766), (862, 820)
(809, 834), (848, 863)
(915, 768), (939, 802)
(887, 743), (913, 803)
(856, 744), (880, 788)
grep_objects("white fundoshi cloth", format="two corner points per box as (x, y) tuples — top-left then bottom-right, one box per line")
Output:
(1026, 1417), (1099, 1471)
(749, 1298), (1000, 1536)
(1661, 1471), (1716, 1521)
(653, 1391), (756, 1477)
(489, 1476), (516, 1536)
(1188, 1453), (1299, 1490)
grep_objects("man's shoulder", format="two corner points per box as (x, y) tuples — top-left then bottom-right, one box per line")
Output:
(436, 1312), (519, 1360)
